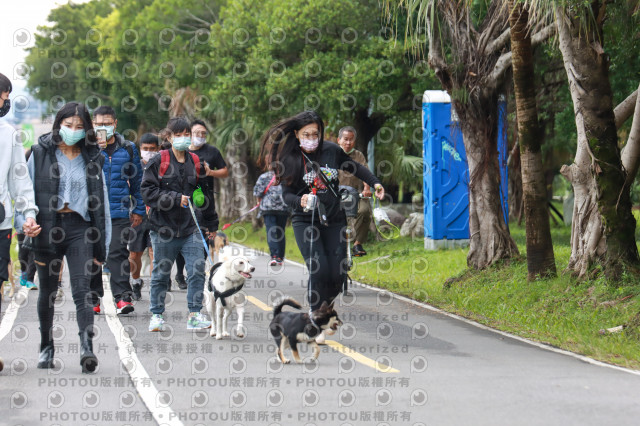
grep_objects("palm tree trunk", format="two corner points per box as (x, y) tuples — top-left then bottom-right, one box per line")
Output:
(508, 1), (556, 279)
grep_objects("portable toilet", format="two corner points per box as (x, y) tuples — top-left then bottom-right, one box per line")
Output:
(423, 90), (508, 250)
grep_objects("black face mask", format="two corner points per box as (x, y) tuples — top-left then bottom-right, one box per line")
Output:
(0, 99), (10, 117)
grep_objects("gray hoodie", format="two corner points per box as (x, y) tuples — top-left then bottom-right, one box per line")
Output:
(0, 120), (38, 230)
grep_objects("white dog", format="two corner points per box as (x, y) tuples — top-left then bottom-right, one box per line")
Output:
(204, 253), (255, 339)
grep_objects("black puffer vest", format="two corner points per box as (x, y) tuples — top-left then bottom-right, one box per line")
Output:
(31, 133), (108, 262)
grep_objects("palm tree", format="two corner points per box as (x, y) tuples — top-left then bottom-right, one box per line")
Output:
(507, 0), (556, 279)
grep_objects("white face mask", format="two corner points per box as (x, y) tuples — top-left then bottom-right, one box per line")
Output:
(192, 136), (207, 147)
(300, 138), (319, 152)
(141, 150), (156, 163)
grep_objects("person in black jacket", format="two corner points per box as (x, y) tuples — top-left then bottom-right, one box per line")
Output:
(259, 110), (384, 343)
(141, 117), (216, 332)
(22, 102), (111, 373)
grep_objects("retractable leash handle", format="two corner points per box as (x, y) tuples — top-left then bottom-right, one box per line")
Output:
(372, 193), (400, 240)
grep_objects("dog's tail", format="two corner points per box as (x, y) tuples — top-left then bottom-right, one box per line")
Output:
(272, 298), (302, 316)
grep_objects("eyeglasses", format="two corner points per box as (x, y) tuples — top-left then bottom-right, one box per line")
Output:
(193, 131), (207, 137)
(93, 121), (115, 126)
(300, 132), (319, 139)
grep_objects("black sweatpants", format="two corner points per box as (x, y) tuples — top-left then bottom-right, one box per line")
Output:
(17, 233), (37, 282)
(35, 213), (95, 346)
(90, 218), (133, 303)
(292, 217), (348, 311)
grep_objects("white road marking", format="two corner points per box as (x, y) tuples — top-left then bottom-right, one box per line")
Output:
(102, 275), (184, 426)
(0, 286), (28, 342)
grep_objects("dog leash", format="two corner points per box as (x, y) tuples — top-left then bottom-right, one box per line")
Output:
(220, 204), (260, 231)
(221, 175), (277, 231)
(187, 199), (212, 260)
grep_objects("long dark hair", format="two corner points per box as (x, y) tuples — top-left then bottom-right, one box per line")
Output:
(52, 102), (97, 146)
(258, 110), (324, 186)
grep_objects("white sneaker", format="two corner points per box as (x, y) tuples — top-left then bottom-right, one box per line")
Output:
(187, 312), (211, 330)
(149, 314), (165, 332)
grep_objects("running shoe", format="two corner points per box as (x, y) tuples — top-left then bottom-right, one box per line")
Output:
(187, 312), (211, 330)
(116, 300), (134, 315)
(149, 314), (165, 332)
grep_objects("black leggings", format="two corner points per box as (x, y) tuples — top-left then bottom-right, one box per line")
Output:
(293, 218), (348, 311)
(17, 233), (37, 282)
(35, 213), (95, 346)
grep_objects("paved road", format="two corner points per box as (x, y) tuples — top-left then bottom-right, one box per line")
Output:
(2, 244), (640, 426)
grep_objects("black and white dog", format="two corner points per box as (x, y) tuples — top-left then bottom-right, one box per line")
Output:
(269, 298), (342, 364)
(205, 254), (255, 339)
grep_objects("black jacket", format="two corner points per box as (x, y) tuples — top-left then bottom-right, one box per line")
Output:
(31, 133), (108, 261)
(141, 149), (215, 239)
(281, 142), (380, 224)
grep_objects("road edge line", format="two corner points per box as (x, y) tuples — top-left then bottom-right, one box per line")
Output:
(233, 243), (640, 377)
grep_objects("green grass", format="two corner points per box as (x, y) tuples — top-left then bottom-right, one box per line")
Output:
(229, 219), (640, 369)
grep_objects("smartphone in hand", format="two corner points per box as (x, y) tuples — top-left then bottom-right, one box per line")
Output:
(96, 129), (107, 148)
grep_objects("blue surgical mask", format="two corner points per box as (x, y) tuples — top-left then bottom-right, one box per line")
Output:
(173, 136), (191, 151)
(95, 125), (115, 140)
(59, 125), (86, 145)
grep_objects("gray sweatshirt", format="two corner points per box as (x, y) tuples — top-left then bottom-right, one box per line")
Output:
(0, 120), (38, 230)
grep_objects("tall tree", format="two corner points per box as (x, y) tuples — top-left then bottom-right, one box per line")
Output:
(394, 0), (553, 269)
(553, 0), (640, 278)
(508, 0), (556, 278)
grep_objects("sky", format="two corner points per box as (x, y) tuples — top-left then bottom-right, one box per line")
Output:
(1, 0), (92, 90)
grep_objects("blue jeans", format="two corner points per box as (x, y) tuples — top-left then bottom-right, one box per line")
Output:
(149, 231), (206, 314)
(264, 214), (287, 258)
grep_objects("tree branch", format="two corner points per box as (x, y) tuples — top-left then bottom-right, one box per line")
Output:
(485, 23), (554, 90)
(621, 83), (640, 186)
(184, 9), (214, 28)
(426, 6), (449, 81)
(614, 89), (638, 129)
(484, 28), (510, 55)
(531, 24), (555, 47)
(486, 51), (512, 90)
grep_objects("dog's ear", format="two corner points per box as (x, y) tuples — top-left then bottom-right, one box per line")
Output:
(319, 301), (329, 311)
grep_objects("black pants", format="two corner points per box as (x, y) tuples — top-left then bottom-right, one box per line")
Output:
(264, 214), (288, 258)
(293, 218), (348, 311)
(17, 233), (36, 282)
(0, 229), (11, 317)
(35, 213), (95, 346)
(90, 218), (133, 303)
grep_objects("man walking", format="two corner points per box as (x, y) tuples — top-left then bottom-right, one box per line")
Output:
(90, 106), (144, 314)
(337, 126), (373, 257)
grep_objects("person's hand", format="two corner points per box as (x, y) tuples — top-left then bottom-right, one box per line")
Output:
(206, 230), (217, 241)
(130, 213), (143, 227)
(180, 195), (189, 207)
(374, 184), (385, 200)
(204, 161), (212, 177)
(23, 217), (41, 237)
(300, 194), (309, 208)
(93, 258), (102, 265)
(362, 188), (372, 198)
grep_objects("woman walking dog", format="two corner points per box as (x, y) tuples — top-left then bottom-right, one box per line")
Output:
(259, 111), (384, 342)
